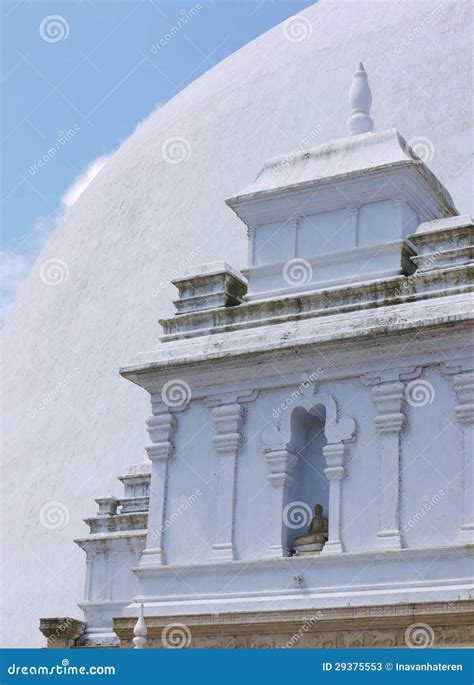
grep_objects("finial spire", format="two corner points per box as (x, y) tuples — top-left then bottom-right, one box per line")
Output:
(133, 603), (147, 648)
(347, 62), (374, 136)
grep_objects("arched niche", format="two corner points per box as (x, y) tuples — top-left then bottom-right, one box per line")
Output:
(287, 405), (329, 539)
(261, 392), (356, 557)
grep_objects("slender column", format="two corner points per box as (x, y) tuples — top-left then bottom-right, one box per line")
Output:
(288, 217), (298, 257)
(139, 413), (176, 566)
(321, 442), (346, 555)
(262, 442), (298, 558)
(371, 381), (405, 549)
(349, 204), (360, 246)
(247, 225), (257, 266)
(209, 403), (244, 561)
(453, 372), (474, 544)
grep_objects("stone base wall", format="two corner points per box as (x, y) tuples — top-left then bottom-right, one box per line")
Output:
(113, 600), (474, 649)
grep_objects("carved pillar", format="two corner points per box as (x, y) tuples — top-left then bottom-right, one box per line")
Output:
(209, 403), (244, 561)
(362, 368), (420, 550)
(262, 439), (298, 558)
(453, 372), (474, 543)
(349, 204), (360, 246)
(206, 390), (257, 561)
(288, 217), (298, 257)
(139, 413), (176, 566)
(372, 381), (404, 549)
(247, 225), (256, 266)
(442, 363), (474, 544)
(321, 442), (346, 555)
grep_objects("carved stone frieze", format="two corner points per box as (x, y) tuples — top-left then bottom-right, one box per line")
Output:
(113, 600), (474, 649)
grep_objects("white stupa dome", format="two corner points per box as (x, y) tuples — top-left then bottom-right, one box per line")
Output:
(3, 0), (472, 646)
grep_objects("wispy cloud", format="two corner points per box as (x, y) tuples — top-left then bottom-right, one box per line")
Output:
(1, 155), (110, 327)
(61, 156), (109, 209)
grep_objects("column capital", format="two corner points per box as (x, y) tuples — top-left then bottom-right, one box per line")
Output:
(263, 445), (298, 488)
(322, 442), (346, 475)
(145, 413), (176, 461)
(361, 366), (422, 386)
(370, 381), (405, 433)
(453, 372), (474, 424)
(262, 421), (298, 488)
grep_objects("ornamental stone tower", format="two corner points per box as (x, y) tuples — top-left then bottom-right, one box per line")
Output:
(40, 65), (474, 649)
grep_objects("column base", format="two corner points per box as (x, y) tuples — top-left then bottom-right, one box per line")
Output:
(209, 543), (235, 562)
(458, 524), (474, 545)
(139, 547), (164, 567)
(376, 530), (402, 550)
(320, 539), (344, 555)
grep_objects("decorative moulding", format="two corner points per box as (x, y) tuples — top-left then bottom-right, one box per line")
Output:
(171, 261), (247, 314)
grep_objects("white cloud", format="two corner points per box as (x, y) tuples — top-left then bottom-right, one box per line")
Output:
(60, 155), (109, 209)
(1, 154), (110, 327)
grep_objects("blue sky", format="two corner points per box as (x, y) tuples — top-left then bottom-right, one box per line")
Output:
(1, 0), (313, 323)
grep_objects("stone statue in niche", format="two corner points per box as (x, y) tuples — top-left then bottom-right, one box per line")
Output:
(292, 504), (328, 556)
